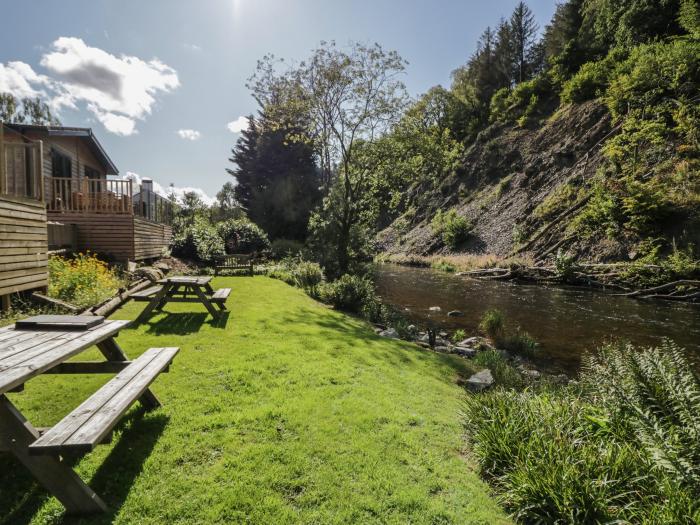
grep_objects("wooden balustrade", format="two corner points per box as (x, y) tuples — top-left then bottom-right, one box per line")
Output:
(46, 177), (134, 214)
(0, 139), (44, 201)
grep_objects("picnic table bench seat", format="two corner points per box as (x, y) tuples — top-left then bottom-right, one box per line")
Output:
(214, 254), (254, 276)
(29, 347), (179, 455)
(130, 286), (164, 301)
(210, 288), (231, 303)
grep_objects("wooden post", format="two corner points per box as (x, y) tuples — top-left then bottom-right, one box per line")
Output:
(0, 395), (107, 514)
(37, 140), (44, 202)
(0, 121), (5, 195)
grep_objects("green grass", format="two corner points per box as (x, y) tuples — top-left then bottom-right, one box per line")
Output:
(0, 276), (509, 524)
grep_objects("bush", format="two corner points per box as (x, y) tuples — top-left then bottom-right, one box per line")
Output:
(216, 219), (271, 255)
(319, 274), (376, 314)
(560, 54), (617, 104)
(172, 219), (225, 263)
(479, 309), (504, 340)
(48, 252), (123, 308)
(464, 341), (700, 524)
(431, 209), (472, 249)
(489, 75), (552, 126)
(290, 261), (324, 292)
(270, 239), (304, 259)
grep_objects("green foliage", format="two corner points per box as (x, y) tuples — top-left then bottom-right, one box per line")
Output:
(319, 274), (376, 315)
(0, 93), (61, 125)
(172, 219), (225, 263)
(431, 209), (472, 249)
(560, 51), (619, 103)
(479, 309), (505, 340)
(622, 242), (699, 287)
(680, 0), (700, 37)
(472, 349), (524, 388)
(489, 75), (553, 126)
(270, 238), (305, 259)
(533, 182), (580, 221)
(554, 248), (580, 281)
(48, 253), (122, 308)
(216, 219), (271, 255)
(451, 329), (467, 343)
(464, 341), (700, 523)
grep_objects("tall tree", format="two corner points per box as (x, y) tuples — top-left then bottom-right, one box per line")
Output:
(509, 2), (541, 83)
(0, 94), (60, 125)
(248, 41), (408, 274)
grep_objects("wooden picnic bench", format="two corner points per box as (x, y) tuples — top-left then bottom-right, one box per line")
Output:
(214, 254), (254, 276)
(133, 276), (230, 322)
(0, 317), (179, 515)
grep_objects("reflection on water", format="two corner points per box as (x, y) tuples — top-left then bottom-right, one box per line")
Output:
(375, 264), (700, 373)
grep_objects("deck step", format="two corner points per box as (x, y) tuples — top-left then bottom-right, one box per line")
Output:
(130, 286), (163, 301)
(211, 288), (231, 303)
(29, 347), (179, 455)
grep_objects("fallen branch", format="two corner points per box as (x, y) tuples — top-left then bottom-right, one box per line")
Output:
(614, 280), (700, 297)
(81, 279), (151, 317)
(31, 292), (80, 313)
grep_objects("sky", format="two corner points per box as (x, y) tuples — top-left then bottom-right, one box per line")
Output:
(1, 0), (557, 202)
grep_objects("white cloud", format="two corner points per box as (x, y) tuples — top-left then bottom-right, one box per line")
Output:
(177, 129), (201, 141)
(124, 171), (215, 206)
(0, 37), (179, 136)
(226, 115), (248, 133)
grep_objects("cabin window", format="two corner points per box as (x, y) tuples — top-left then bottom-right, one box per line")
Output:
(84, 166), (101, 179)
(51, 149), (72, 178)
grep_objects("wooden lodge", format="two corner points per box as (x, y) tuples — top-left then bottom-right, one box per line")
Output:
(0, 122), (173, 307)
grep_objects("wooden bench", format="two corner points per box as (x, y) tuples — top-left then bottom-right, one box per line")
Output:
(214, 254), (254, 276)
(210, 288), (231, 310)
(29, 347), (179, 455)
(130, 286), (163, 301)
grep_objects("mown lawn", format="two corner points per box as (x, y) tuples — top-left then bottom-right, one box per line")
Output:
(0, 276), (509, 524)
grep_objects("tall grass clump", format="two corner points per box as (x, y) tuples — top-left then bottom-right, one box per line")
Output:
(478, 309), (538, 356)
(48, 252), (123, 308)
(463, 341), (700, 524)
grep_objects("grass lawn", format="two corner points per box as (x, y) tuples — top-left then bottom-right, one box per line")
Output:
(0, 276), (509, 524)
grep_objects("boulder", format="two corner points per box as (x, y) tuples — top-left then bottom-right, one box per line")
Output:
(439, 331), (448, 338)
(453, 347), (477, 358)
(458, 337), (481, 347)
(134, 266), (165, 283)
(522, 369), (541, 380)
(407, 324), (416, 333)
(466, 369), (495, 392)
(447, 310), (464, 317)
(153, 261), (171, 273)
(434, 345), (451, 353)
(378, 328), (399, 339)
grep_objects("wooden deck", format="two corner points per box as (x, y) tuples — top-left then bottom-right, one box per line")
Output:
(45, 212), (172, 261)
(0, 196), (48, 300)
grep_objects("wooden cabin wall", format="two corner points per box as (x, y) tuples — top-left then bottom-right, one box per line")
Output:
(0, 196), (48, 299)
(134, 217), (172, 260)
(49, 213), (135, 262)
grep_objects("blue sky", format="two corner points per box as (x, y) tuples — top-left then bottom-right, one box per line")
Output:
(1, 0), (556, 201)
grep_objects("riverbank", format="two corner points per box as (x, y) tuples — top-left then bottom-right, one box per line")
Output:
(1, 276), (510, 524)
(377, 252), (700, 302)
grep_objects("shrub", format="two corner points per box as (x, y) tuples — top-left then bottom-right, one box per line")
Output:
(172, 219), (225, 263)
(479, 309), (504, 340)
(554, 248), (580, 281)
(48, 252), (123, 308)
(216, 219), (271, 255)
(490, 75), (552, 125)
(431, 209), (472, 249)
(451, 329), (466, 344)
(270, 239), (304, 259)
(464, 341), (700, 523)
(319, 274), (376, 314)
(560, 55), (616, 104)
(290, 261), (324, 293)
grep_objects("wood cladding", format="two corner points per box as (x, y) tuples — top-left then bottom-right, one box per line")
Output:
(0, 196), (48, 296)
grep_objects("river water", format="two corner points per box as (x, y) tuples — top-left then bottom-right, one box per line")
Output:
(375, 264), (700, 374)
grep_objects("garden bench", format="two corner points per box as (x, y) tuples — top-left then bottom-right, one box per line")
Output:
(130, 285), (163, 301)
(211, 287), (231, 304)
(214, 254), (254, 276)
(0, 317), (179, 515)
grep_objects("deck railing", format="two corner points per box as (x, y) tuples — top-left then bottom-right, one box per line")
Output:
(0, 130), (44, 201)
(46, 177), (134, 214)
(46, 176), (173, 224)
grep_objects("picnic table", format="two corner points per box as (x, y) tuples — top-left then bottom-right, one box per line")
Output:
(133, 276), (230, 322)
(0, 317), (179, 514)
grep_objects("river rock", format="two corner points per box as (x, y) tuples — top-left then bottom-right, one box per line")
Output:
(407, 324), (416, 333)
(379, 328), (399, 339)
(453, 347), (477, 358)
(458, 337), (481, 347)
(466, 369), (495, 392)
(417, 333), (430, 343)
(415, 341), (432, 349)
(439, 331), (448, 338)
(428, 306), (441, 312)
(447, 310), (464, 317)
(434, 345), (451, 353)
(521, 369), (541, 380)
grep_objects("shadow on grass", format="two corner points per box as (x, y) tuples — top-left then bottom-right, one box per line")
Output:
(140, 310), (229, 335)
(0, 407), (168, 525)
(277, 306), (473, 381)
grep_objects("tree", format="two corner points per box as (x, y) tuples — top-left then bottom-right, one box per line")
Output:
(509, 2), (542, 83)
(248, 41), (408, 274)
(211, 181), (245, 222)
(0, 93), (60, 125)
(228, 112), (321, 241)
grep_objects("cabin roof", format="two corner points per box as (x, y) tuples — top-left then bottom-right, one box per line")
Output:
(3, 123), (119, 175)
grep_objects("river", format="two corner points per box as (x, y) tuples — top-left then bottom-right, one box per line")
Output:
(375, 263), (700, 374)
